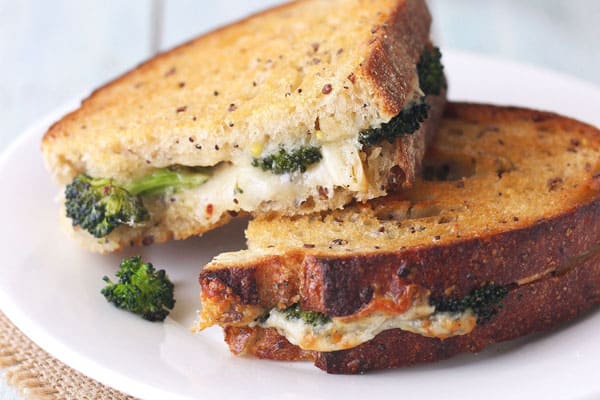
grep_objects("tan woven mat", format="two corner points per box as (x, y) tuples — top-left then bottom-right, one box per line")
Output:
(0, 312), (136, 400)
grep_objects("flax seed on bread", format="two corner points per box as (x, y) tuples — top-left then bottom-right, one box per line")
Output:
(42, 0), (445, 253)
(197, 102), (600, 373)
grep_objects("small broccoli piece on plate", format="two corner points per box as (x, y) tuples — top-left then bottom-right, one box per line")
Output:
(101, 256), (175, 322)
(65, 174), (149, 238)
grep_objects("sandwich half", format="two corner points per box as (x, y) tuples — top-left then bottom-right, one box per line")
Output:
(196, 102), (600, 373)
(42, 0), (446, 253)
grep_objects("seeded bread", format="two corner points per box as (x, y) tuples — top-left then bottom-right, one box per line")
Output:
(197, 102), (600, 373)
(41, 0), (444, 253)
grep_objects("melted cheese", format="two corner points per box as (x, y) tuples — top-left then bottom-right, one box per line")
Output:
(258, 302), (476, 352)
(230, 138), (367, 208)
(174, 138), (368, 225)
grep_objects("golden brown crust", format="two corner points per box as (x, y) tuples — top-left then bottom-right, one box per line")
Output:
(43, 0), (430, 145)
(360, 0), (431, 115)
(223, 251), (600, 372)
(316, 249), (600, 373)
(201, 195), (600, 316)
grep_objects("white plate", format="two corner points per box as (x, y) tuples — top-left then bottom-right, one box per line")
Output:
(0, 50), (599, 400)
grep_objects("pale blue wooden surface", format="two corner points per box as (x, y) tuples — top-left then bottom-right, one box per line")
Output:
(428, 0), (600, 85)
(0, 1), (599, 398)
(0, 0), (153, 150)
(161, 0), (283, 50)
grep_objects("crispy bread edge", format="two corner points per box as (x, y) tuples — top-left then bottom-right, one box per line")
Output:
(223, 250), (600, 373)
(360, 0), (431, 115)
(200, 194), (600, 312)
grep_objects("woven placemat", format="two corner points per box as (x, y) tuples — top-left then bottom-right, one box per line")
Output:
(0, 312), (136, 400)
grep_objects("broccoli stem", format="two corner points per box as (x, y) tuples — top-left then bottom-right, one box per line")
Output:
(126, 167), (211, 196)
(65, 166), (211, 238)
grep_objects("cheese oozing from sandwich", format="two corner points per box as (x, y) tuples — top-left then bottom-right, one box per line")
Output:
(196, 284), (481, 353)
(255, 298), (476, 352)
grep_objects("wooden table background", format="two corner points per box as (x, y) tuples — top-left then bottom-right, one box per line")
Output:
(0, 0), (599, 398)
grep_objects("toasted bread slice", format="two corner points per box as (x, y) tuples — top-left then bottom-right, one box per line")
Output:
(197, 102), (600, 373)
(42, 0), (445, 253)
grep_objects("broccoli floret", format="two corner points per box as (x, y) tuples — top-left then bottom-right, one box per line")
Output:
(252, 146), (322, 174)
(431, 283), (508, 324)
(283, 304), (331, 326)
(101, 256), (175, 322)
(65, 167), (210, 238)
(358, 47), (445, 147)
(417, 46), (447, 96)
(358, 100), (430, 146)
(65, 175), (149, 238)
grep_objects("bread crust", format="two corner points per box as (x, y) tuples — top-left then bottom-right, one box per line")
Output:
(199, 102), (600, 371)
(223, 251), (600, 372)
(201, 195), (600, 313)
(361, 0), (431, 115)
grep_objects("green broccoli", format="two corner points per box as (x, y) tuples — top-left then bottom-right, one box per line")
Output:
(252, 146), (322, 175)
(358, 100), (430, 146)
(101, 256), (175, 322)
(417, 46), (447, 96)
(65, 167), (210, 238)
(65, 175), (149, 238)
(283, 304), (331, 326)
(431, 283), (509, 324)
(358, 47), (446, 147)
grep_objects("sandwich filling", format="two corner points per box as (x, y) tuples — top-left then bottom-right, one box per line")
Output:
(201, 243), (600, 353)
(197, 283), (506, 353)
(65, 136), (381, 238)
(257, 299), (476, 352)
